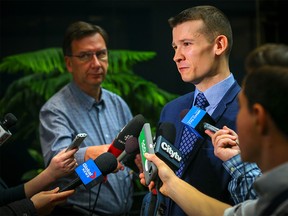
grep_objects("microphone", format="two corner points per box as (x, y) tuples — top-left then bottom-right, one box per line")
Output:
(0, 113), (17, 146)
(154, 122), (182, 171)
(117, 136), (139, 162)
(59, 152), (117, 192)
(182, 108), (240, 147)
(108, 114), (145, 157)
(147, 122), (181, 216)
(139, 123), (157, 186)
(181, 108), (220, 132)
(181, 107), (218, 139)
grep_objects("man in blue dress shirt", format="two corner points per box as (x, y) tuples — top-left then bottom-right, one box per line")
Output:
(39, 21), (133, 215)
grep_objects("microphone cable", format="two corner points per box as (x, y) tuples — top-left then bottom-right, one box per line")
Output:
(88, 169), (133, 215)
(89, 182), (103, 216)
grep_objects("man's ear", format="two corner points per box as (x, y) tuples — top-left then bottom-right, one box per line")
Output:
(64, 56), (73, 73)
(253, 103), (268, 135)
(214, 35), (228, 56)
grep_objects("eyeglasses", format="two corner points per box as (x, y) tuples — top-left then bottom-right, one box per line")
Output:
(68, 49), (108, 62)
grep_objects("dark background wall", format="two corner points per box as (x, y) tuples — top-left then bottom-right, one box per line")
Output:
(1, 0), (287, 96)
(0, 0), (287, 198)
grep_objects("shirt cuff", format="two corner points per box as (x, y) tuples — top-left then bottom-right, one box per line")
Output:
(222, 154), (244, 178)
(75, 146), (88, 164)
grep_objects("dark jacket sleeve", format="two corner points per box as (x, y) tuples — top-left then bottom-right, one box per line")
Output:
(0, 198), (37, 216)
(0, 177), (26, 206)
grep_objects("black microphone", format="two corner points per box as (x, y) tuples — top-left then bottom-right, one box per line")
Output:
(147, 122), (181, 216)
(183, 108), (240, 147)
(108, 114), (145, 157)
(182, 108), (241, 151)
(155, 122), (176, 143)
(154, 122), (182, 171)
(117, 136), (139, 162)
(0, 113), (17, 146)
(59, 152), (117, 192)
(181, 107), (218, 138)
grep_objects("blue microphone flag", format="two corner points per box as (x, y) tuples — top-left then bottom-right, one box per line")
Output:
(75, 158), (103, 189)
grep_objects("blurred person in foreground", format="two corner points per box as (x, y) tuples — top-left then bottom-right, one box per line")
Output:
(0, 148), (77, 215)
(204, 43), (288, 204)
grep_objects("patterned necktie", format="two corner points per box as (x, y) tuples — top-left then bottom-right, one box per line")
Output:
(176, 92), (209, 177)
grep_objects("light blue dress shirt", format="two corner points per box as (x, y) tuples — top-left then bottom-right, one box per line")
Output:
(194, 73), (235, 116)
(39, 81), (133, 215)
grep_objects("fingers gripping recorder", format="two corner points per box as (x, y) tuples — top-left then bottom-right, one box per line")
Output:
(65, 133), (87, 152)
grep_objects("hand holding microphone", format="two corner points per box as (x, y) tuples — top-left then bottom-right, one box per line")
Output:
(181, 107), (240, 161)
(59, 152), (117, 192)
(138, 122), (182, 215)
(139, 152), (178, 196)
(139, 122), (181, 185)
(45, 148), (79, 180)
(205, 126), (240, 161)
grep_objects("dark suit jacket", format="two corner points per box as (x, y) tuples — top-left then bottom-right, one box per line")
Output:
(160, 81), (241, 215)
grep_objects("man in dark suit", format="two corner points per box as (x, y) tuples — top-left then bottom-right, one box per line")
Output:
(141, 43), (288, 216)
(158, 5), (242, 215)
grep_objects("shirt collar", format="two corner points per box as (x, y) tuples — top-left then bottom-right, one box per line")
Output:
(69, 81), (105, 110)
(195, 73), (235, 109)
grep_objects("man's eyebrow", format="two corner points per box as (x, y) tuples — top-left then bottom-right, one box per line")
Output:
(172, 39), (194, 46)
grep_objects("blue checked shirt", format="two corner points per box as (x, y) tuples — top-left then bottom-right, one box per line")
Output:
(39, 81), (133, 215)
(223, 154), (262, 204)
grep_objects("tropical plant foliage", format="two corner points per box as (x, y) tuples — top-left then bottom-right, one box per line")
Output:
(0, 47), (178, 179)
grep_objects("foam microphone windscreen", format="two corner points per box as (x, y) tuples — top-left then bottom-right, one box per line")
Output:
(156, 122), (176, 144)
(154, 122), (181, 171)
(0, 113), (17, 146)
(117, 137), (139, 162)
(1, 113), (18, 130)
(108, 114), (146, 157)
(124, 137), (139, 154)
(96, 152), (118, 175)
